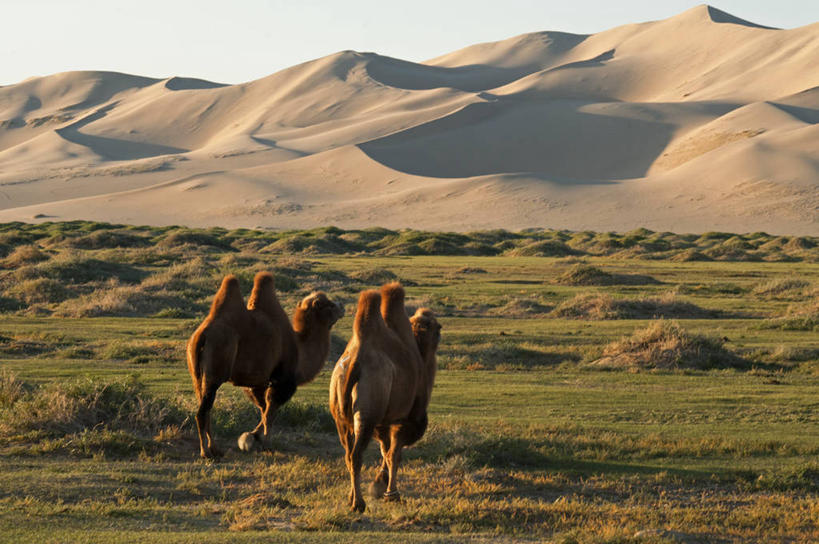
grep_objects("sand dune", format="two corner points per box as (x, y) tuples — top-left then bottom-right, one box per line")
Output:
(0, 5), (816, 234)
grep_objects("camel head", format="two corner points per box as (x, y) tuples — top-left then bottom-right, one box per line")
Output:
(410, 308), (441, 358)
(296, 291), (344, 329)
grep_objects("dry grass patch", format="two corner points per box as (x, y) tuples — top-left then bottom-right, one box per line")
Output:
(591, 321), (744, 370)
(1, 245), (49, 268)
(555, 264), (659, 286)
(506, 239), (577, 257)
(488, 297), (552, 317)
(763, 299), (819, 331)
(349, 267), (399, 285)
(752, 277), (812, 299)
(551, 292), (719, 320)
(0, 374), (185, 447)
(5, 277), (72, 305)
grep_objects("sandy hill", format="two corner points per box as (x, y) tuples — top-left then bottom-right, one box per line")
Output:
(0, 5), (817, 234)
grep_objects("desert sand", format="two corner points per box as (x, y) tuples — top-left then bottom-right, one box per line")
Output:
(0, 5), (816, 234)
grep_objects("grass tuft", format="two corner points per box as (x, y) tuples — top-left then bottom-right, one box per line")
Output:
(591, 320), (744, 370)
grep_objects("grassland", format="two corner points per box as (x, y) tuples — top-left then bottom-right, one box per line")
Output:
(1, 222), (818, 543)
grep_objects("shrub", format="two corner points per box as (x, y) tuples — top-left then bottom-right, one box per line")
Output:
(551, 293), (618, 319)
(16, 254), (144, 284)
(349, 267), (398, 285)
(752, 278), (811, 298)
(763, 300), (819, 331)
(552, 292), (717, 320)
(591, 321), (744, 370)
(5, 278), (72, 305)
(66, 230), (150, 249)
(555, 265), (614, 285)
(489, 297), (552, 317)
(158, 229), (233, 250)
(0, 375), (185, 438)
(506, 240), (578, 257)
(1, 245), (48, 268)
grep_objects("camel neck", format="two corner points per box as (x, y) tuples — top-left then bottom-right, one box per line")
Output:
(294, 317), (331, 385)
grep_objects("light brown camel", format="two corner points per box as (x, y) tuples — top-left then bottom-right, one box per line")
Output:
(370, 306), (441, 498)
(187, 271), (343, 459)
(329, 283), (440, 512)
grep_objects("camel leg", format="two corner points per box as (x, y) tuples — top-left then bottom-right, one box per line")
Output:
(334, 419), (356, 506)
(256, 385), (280, 448)
(370, 434), (390, 498)
(196, 382), (222, 459)
(349, 414), (374, 513)
(382, 427), (403, 501)
(243, 386), (266, 434)
(239, 386), (273, 451)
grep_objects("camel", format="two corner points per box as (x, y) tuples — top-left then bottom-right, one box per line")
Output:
(370, 307), (441, 497)
(187, 271), (343, 459)
(329, 283), (440, 512)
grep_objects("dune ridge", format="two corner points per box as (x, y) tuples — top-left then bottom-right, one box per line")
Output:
(0, 5), (817, 234)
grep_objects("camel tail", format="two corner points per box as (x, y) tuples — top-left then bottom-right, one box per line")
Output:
(339, 354), (361, 420)
(186, 329), (208, 402)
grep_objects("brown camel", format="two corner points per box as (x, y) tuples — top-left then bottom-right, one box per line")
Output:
(370, 307), (441, 497)
(329, 283), (440, 512)
(187, 271), (343, 459)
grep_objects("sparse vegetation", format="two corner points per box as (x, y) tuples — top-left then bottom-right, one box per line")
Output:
(551, 292), (719, 320)
(592, 320), (745, 370)
(0, 220), (818, 542)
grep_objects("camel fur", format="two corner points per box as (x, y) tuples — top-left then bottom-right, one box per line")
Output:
(187, 271), (343, 458)
(329, 283), (440, 512)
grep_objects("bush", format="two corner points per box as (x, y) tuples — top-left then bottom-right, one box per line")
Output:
(66, 230), (150, 249)
(752, 277), (811, 298)
(349, 267), (398, 285)
(0, 375), (185, 438)
(555, 265), (614, 286)
(16, 254), (144, 284)
(551, 292), (718, 320)
(1, 245), (48, 268)
(158, 229), (234, 250)
(763, 299), (819, 331)
(506, 240), (578, 257)
(551, 293), (618, 319)
(591, 321), (744, 370)
(5, 278), (72, 305)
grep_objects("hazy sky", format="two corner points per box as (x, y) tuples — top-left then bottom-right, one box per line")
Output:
(2, 0), (817, 86)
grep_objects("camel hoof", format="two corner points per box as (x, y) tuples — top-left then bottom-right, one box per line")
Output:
(383, 490), (401, 502)
(351, 498), (366, 513)
(200, 449), (220, 460)
(238, 432), (259, 452)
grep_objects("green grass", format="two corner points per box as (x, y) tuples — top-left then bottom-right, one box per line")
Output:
(1, 222), (818, 542)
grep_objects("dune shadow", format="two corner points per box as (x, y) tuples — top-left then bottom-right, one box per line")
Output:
(164, 77), (227, 91)
(770, 102), (819, 125)
(364, 32), (588, 93)
(706, 6), (778, 30)
(358, 99), (678, 180)
(56, 102), (188, 160)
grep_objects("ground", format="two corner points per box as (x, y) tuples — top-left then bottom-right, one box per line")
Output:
(0, 223), (818, 543)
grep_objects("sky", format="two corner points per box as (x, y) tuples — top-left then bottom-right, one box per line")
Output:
(1, 0), (817, 86)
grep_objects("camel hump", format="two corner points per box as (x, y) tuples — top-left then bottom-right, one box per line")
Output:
(354, 290), (384, 337)
(209, 274), (245, 317)
(380, 282), (405, 315)
(247, 271), (279, 313)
